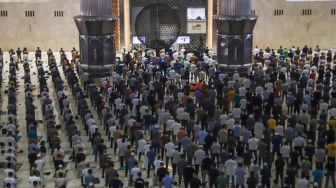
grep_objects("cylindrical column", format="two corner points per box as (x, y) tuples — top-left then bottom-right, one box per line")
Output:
(75, 0), (118, 77)
(80, 0), (112, 16)
(215, 0), (257, 75)
(124, 0), (131, 51)
(220, 0), (251, 16)
(207, 0), (213, 50)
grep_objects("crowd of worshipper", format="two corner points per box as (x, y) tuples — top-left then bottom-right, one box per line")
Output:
(0, 44), (335, 188)
(0, 48), (28, 187)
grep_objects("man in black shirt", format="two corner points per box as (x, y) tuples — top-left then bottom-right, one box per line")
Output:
(325, 160), (336, 188)
(190, 174), (202, 188)
(16, 48), (21, 61)
(75, 147), (86, 168)
(157, 162), (167, 187)
(184, 164), (195, 188)
(109, 174), (124, 188)
(201, 154), (213, 181)
(274, 154), (285, 187)
(260, 163), (271, 188)
(285, 166), (296, 188)
(208, 164), (219, 188)
(35, 47), (41, 62)
(326, 126), (335, 144)
(247, 172), (258, 188)
(134, 173), (146, 188)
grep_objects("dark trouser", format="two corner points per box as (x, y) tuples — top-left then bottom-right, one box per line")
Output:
(125, 163), (129, 176)
(195, 164), (200, 175)
(209, 180), (218, 188)
(294, 146), (303, 160)
(102, 166), (106, 178)
(227, 175), (234, 186)
(161, 147), (165, 159)
(147, 163), (153, 178)
(178, 175), (183, 185)
(325, 171), (336, 188)
(274, 170), (284, 187)
(184, 178), (191, 188)
(172, 163), (177, 177)
(120, 156), (124, 168)
(113, 142), (117, 154)
(211, 153), (220, 167)
(250, 150), (258, 161)
(138, 152), (143, 161)
(261, 179), (270, 188)
(93, 144), (98, 161)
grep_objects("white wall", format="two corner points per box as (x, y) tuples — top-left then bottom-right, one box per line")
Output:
(0, 0), (80, 51)
(0, 0), (335, 51)
(252, 0), (336, 49)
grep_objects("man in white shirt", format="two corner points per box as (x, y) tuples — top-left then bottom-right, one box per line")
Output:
(137, 138), (146, 161)
(176, 106), (184, 120)
(114, 97), (122, 116)
(164, 141), (175, 167)
(166, 117), (175, 137)
(232, 107), (241, 120)
(275, 125), (284, 137)
(280, 142), (291, 166)
(254, 121), (265, 139)
(153, 156), (164, 185)
(169, 69), (176, 80)
(86, 115), (95, 128)
(226, 117), (235, 130)
(194, 146), (205, 176)
(34, 154), (45, 186)
(239, 87), (246, 97)
(3, 172), (16, 187)
(131, 162), (141, 183)
(89, 123), (98, 139)
(248, 137), (259, 160)
(171, 122), (181, 142)
(225, 157), (237, 187)
(297, 176), (309, 188)
(29, 171), (42, 188)
(293, 134), (305, 159)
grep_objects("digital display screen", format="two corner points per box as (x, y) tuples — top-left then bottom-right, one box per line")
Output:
(176, 36), (190, 44)
(132, 36), (145, 44)
(187, 8), (206, 20)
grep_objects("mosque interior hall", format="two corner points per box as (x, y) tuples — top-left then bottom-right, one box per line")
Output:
(0, 0), (336, 188)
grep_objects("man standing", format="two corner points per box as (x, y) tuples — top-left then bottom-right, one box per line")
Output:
(146, 146), (157, 178)
(16, 47), (22, 61)
(108, 174), (124, 188)
(194, 146), (205, 176)
(184, 163), (195, 188)
(162, 171), (173, 188)
(35, 47), (41, 62)
(325, 160), (335, 188)
(224, 156), (237, 187)
(216, 171), (228, 188)
(274, 154), (285, 187)
(209, 163), (220, 188)
(260, 163), (271, 188)
(134, 172), (146, 188)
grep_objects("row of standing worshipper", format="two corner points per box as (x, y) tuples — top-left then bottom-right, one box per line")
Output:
(1, 52), (20, 187)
